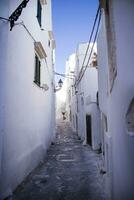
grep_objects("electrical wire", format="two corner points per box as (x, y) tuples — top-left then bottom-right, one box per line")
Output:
(75, 5), (101, 86)
(55, 72), (75, 77)
(77, 8), (101, 84)
(77, 5), (100, 82)
(0, 16), (54, 88)
(0, 17), (10, 22)
(0, 17), (10, 24)
(14, 21), (54, 86)
(77, 9), (101, 84)
(54, 72), (75, 80)
(15, 21), (36, 42)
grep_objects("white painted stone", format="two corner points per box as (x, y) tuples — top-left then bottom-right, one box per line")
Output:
(0, 0), (55, 199)
(98, 1), (134, 199)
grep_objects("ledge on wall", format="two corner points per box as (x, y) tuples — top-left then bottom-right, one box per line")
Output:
(48, 31), (56, 49)
(40, 0), (47, 5)
(34, 42), (47, 59)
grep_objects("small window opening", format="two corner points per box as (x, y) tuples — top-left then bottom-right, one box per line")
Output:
(34, 54), (41, 86)
(37, 0), (42, 27)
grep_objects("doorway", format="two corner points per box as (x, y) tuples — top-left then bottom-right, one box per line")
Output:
(86, 115), (92, 146)
(76, 114), (78, 133)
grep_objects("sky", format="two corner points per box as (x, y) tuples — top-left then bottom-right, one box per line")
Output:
(52, 0), (99, 76)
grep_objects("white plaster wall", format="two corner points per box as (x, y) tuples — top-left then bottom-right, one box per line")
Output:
(97, 11), (109, 115)
(75, 43), (100, 145)
(0, 0), (55, 198)
(98, 1), (134, 200)
(84, 67), (101, 149)
(75, 44), (89, 140)
(108, 1), (134, 199)
(77, 80), (86, 140)
(65, 54), (76, 121)
(84, 67), (98, 102)
(0, 0), (10, 181)
(76, 43), (97, 68)
(58, 53), (77, 124)
(97, 11), (112, 199)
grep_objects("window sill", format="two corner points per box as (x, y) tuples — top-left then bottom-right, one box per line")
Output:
(33, 81), (49, 92)
(33, 81), (41, 88)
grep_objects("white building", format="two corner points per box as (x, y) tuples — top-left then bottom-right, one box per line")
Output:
(75, 43), (101, 150)
(65, 54), (76, 125)
(56, 54), (76, 123)
(64, 43), (101, 150)
(98, 1), (134, 199)
(0, 0), (55, 199)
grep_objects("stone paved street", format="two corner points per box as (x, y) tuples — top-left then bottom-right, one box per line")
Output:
(13, 121), (106, 200)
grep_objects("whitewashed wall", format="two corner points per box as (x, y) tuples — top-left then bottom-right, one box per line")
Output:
(74, 43), (101, 149)
(77, 79), (86, 140)
(75, 44), (88, 140)
(65, 54), (76, 122)
(0, 0), (55, 199)
(97, 10), (112, 200)
(84, 67), (101, 150)
(109, 1), (134, 200)
(98, 1), (134, 199)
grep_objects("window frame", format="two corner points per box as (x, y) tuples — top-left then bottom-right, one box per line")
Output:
(34, 53), (41, 87)
(37, 0), (42, 27)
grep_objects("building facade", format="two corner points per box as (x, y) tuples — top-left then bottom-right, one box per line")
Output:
(98, 1), (134, 199)
(0, 0), (55, 198)
(56, 54), (76, 123)
(75, 43), (101, 149)
(65, 54), (76, 126)
(64, 43), (101, 150)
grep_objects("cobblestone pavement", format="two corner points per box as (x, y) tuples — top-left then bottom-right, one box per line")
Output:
(13, 121), (106, 200)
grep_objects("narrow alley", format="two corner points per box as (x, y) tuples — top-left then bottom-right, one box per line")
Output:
(1, 1), (134, 200)
(13, 122), (105, 200)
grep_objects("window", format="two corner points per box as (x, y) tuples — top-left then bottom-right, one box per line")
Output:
(106, 0), (109, 13)
(37, 0), (42, 27)
(48, 40), (51, 47)
(34, 54), (41, 86)
(104, 115), (108, 132)
(96, 91), (99, 106)
(100, 0), (109, 13)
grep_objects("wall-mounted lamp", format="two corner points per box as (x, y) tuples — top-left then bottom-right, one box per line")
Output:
(54, 79), (63, 92)
(58, 79), (63, 88)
